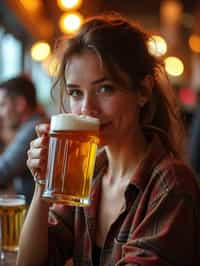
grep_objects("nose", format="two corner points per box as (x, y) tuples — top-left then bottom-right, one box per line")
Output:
(81, 95), (99, 117)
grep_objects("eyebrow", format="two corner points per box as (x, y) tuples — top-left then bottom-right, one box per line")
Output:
(66, 77), (111, 88)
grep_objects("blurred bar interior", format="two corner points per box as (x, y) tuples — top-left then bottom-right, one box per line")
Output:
(0, 0), (199, 116)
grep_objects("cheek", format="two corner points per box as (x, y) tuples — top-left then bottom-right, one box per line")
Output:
(108, 99), (139, 124)
(69, 101), (81, 114)
(103, 99), (130, 115)
(100, 98), (121, 114)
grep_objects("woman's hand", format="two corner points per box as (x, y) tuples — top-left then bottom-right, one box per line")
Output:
(27, 123), (50, 183)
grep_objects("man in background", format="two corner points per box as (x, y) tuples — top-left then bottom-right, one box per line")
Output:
(0, 75), (47, 203)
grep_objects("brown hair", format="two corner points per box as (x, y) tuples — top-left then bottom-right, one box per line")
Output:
(52, 13), (185, 159)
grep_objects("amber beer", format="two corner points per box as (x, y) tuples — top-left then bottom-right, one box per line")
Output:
(42, 113), (100, 206)
(0, 195), (26, 251)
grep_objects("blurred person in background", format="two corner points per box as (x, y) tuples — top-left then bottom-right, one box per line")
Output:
(18, 14), (200, 266)
(0, 75), (47, 204)
(0, 115), (16, 153)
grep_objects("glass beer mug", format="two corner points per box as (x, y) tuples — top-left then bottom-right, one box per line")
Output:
(42, 113), (100, 207)
(0, 194), (26, 260)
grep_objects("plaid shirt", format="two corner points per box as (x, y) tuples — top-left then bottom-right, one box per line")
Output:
(46, 134), (200, 266)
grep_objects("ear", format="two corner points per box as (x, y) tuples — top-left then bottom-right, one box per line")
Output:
(137, 75), (154, 107)
(15, 96), (27, 113)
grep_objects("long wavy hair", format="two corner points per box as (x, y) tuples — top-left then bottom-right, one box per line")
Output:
(52, 13), (186, 159)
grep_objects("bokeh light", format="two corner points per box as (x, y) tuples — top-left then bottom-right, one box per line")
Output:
(160, 0), (183, 25)
(189, 34), (200, 53)
(179, 87), (196, 106)
(164, 56), (184, 77)
(31, 41), (51, 61)
(57, 0), (82, 10)
(148, 35), (167, 57)
(59, 12), (83, 34)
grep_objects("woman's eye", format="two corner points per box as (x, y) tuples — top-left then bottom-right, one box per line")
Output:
(68, 89), (83, 98)
(98, 85), (114, 94)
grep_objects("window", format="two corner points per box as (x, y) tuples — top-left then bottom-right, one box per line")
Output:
(1, 33), (22, 80)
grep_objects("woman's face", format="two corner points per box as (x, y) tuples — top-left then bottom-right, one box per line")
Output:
(65, 50), (142, 146)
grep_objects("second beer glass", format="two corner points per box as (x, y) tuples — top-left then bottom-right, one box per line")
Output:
(0, 194), (26, 252)
(42, 113), (100, 206)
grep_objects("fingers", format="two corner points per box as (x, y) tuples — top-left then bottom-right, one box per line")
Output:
(27, 158), (41, 170)
(27, 158), (46, 172)
(27, 146), (48, 160)
(35, 123), (50, 137)
(26, 154), (47, 181)
(30, 135), (49, 149)
(27, 127), (50, 181)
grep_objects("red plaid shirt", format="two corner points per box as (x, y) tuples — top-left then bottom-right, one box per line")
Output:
(46, 134), (200, 266)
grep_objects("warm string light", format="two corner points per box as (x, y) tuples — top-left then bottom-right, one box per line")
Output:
(164, 56), (184, 77)
(31, 41), (51, 61)
(148, 35), (167, 57)
(59, 12), (83, 34)
(189, 34), (200, 53)
(57, 0), (82, 10)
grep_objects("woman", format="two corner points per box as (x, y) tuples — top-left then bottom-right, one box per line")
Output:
(17, 14), (200, 265)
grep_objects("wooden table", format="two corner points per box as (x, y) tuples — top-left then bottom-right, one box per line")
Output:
(0, 251), (17, 266)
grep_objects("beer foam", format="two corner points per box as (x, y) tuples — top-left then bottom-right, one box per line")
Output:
(0, 198), (25, 206)
(50, 113), (100, 131)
